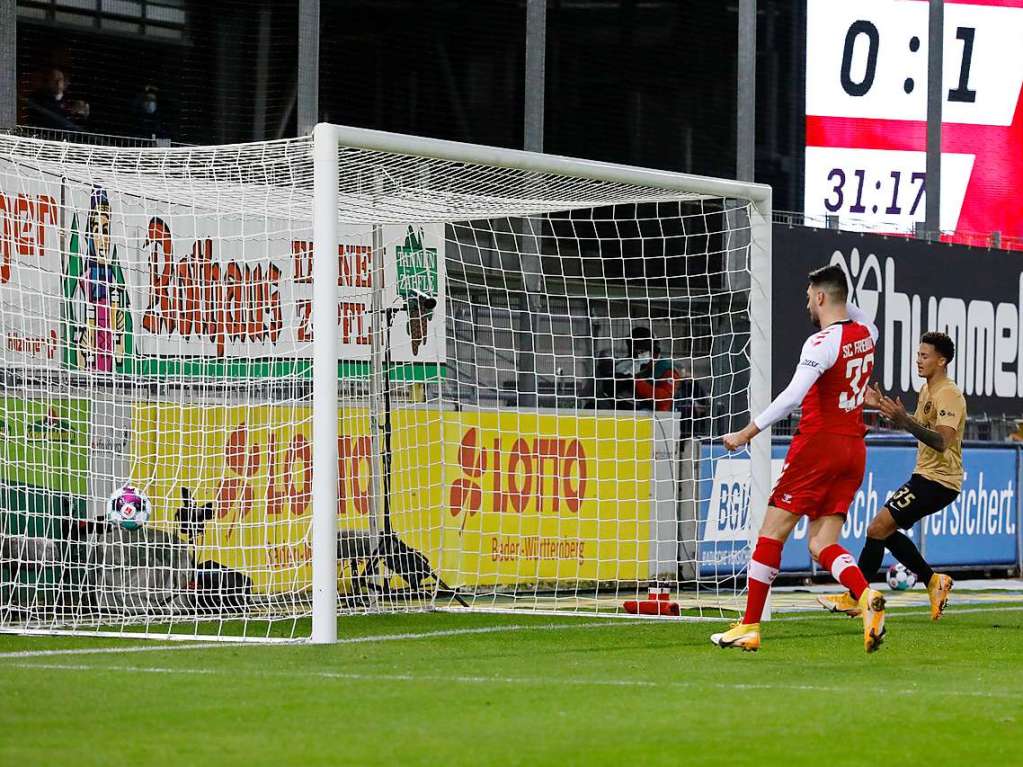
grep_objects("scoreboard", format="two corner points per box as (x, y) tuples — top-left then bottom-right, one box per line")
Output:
(804, 0), (1023, 243)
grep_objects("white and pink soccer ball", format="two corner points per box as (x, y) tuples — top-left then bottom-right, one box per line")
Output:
(886, 562), (918, 591)
(107, 484), (152, 531)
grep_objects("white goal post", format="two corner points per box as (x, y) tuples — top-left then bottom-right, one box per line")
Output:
(0, 123), (771, 643)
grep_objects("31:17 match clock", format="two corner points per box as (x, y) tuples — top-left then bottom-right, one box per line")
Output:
(804, 0), (1023, 244)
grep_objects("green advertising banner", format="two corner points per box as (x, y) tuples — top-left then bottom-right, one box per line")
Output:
(0, 399), (91, 608)
(0, 398), (90, 499)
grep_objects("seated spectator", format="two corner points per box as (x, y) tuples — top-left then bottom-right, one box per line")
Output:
(615, 326), (680, 412)
(26, 68), (89, 131)
(593, 352), (617, 408)
(131, 84), (171, 141)
(676, 360), (710, 435)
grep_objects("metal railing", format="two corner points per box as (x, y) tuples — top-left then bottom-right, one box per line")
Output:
(773, 209), (1023, 252)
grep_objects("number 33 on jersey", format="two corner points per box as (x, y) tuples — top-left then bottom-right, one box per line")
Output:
(797, 320), (876, 436)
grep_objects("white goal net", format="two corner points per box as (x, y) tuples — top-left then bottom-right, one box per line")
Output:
(0, 125), (770, 642)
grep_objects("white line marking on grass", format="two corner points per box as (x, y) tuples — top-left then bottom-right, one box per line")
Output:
(773, 604), (1023, 622)
(0, 620), (622, 659)
(5, 662), (1019, 701)
(0, 643), (229, 659)
(335, 621), (620, 644)
(9, 663), (220, 674)
(946, 604), (1023, 615)
(2, 604), (1018, 659)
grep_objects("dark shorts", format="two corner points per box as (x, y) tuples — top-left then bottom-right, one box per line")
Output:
(885, 474), (960, 529)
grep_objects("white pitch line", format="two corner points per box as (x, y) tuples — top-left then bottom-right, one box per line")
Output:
(13, 663), (220, 674)
(0, 642), (232, 659)
(772, 604), (1023, 621)
(0, 620), (621, 659)
(333, 620), (620, 644)
(1, 604), (1019, 659)
(4, 661), (1019, 701)
(948, 604), (1023, 615)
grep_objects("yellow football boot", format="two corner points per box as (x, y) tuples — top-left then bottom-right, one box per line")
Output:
(710, 622), (761, 652)
(859, 588), (887, 653)
(816, 592), (862, 617)
(927, 573), (954, 621)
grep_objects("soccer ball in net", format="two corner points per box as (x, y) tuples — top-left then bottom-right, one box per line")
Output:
(885, 563), (918, 591)
(107, 484), (152, 531)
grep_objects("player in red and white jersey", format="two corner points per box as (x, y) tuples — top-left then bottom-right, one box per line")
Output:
(791, 318), (876, 437)
(711, 264), (888, 653)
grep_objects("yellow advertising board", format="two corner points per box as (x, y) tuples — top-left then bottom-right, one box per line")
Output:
(132, 404), (651, 593)
(440, 411), (652, 586)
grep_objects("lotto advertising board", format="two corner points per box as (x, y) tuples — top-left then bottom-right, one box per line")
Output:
(131, 405), (654, 594)
(805, 0), (1023, 245)
(774, 225), (1023, 417)
(443, 410), (653, 587)
(698, 440), (1019, 575)
(132, 403), (383, 594)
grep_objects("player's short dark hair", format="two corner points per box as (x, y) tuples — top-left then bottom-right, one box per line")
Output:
(921, 331), (955, 364)
(807, 264), (849, 302)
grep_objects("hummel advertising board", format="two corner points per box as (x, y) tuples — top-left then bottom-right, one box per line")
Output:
(774, 225), (1023, 417)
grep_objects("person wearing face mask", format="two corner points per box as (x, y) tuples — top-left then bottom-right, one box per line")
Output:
(614, 326), (681, 412)
(131, 85), (170, 140)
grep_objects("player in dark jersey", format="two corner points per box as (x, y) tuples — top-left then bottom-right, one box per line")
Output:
(819, 332), (964, 620)
(711, 265), (887, 653)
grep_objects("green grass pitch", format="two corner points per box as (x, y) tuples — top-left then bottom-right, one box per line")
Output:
(2, 604), (1021, 767)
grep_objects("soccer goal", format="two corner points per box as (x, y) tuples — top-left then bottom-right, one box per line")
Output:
(0, 124), (771, 643)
